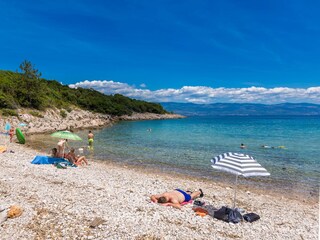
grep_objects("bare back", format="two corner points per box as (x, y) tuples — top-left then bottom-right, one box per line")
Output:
(88, 133), (94, 139)
(160, 190), (185, 204)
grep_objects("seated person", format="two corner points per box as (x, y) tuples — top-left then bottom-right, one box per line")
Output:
(150, 189), (204, 209)
(66, 148), (88, 166)
(51, 148), (59, 158)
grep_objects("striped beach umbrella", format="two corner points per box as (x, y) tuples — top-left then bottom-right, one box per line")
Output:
(211, 152), (270, 208)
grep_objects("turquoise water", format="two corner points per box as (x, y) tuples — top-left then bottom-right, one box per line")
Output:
(30, 116), (320, 196)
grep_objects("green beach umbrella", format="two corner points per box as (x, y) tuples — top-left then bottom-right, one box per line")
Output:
(50, 130), (82, 141)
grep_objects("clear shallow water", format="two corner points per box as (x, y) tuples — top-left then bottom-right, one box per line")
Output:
(29, 116), (320, 197)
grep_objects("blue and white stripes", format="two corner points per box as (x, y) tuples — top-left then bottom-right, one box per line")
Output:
(211, 152), (270, 177)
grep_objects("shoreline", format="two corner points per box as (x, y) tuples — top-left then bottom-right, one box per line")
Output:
(25, 125), (319, 205)
(25, 131), (318, 205)
(67, 157), (320, 205)
(1, 110), (319, 239)
(0, 142), (318, 239)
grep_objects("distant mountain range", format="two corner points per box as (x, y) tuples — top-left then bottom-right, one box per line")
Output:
(161, 102), (320, 116)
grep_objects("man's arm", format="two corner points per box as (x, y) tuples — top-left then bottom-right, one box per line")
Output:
(150, 195), (158, 203)
(163, 202), (181, 209)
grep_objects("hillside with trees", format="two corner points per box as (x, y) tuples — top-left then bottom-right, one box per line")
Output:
(0, 60), (167, 116)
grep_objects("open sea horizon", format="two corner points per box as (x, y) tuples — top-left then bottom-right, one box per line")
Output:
(29, 115), (320, 199)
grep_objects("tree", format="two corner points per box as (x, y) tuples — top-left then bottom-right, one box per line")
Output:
(16, 60), (44, 109)
(19, 60), (42, 80)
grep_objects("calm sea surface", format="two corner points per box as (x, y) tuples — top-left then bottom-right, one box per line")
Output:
(29, 116), (320, 197)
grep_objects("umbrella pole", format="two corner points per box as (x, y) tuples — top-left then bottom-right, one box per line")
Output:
(233, 175), (238, 209)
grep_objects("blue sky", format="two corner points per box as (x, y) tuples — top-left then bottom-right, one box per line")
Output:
(0, 0), (319, 103)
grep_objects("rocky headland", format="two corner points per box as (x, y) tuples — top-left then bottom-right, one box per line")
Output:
(0, 108), (185, 135)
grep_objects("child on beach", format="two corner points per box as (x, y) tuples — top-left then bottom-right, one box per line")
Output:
(9, 127), (14, 143)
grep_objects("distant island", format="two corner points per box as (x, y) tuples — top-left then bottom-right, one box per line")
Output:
(161, 102), (320, 116)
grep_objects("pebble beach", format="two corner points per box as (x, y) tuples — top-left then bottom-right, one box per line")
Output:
(0, 142), (318, 240)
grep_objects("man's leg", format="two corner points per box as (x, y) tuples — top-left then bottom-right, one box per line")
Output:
(190, 189), (204, 199)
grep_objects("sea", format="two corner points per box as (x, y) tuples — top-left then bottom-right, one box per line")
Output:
(28, 115), (320, 199)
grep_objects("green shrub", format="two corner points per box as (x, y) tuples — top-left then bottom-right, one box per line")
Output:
(65, 106), (73, 113)
(29, 110), (44, 118)
(1, 108), (18, 117)
(60, 110), (67, 118)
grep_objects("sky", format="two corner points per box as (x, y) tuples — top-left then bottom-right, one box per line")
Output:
(0, 0), (319, 104)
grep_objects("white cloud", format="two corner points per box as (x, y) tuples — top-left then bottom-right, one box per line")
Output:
(140, 83), (147, 88)
(69, 80), (320, 104)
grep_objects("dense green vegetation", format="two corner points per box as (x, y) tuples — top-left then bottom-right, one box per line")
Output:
(0, 61), (168, 116)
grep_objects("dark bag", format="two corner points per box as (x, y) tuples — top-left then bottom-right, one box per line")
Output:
(243, 213), (260, 222)
(214, 206), (229, 222)
(228, 208), (242, 223)
(214, 207), (242, 223)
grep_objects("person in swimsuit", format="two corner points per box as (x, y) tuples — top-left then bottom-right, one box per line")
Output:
(240, 143), (246, 149)
(51, 148), (59, 158)
(66, 148), (88, 166)
(9, 127), (15, 143)
(150, 189), (204, 209)
(57, 139), (68, 158)
(88, 130), (94, 149)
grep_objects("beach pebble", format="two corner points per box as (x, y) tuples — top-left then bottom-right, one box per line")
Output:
(0, 142), (318, 240)
(89, 217), (105, 228)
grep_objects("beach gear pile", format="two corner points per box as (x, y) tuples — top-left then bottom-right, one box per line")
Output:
(190, 200), (260, 223)
(213, 206), (260, 223)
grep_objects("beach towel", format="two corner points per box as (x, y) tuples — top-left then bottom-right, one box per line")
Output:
(193, 207), (208, 217)
(0, 146), (7, 153)
(4, 123), (10, 131)
(162, 200), (193, 207)
(31, 155), (70, 165)
(153, 199), (193, 207)
(181, 200), (193, 206)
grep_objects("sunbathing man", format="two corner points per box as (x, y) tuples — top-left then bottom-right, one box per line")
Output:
(150, 189), (204, 209)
